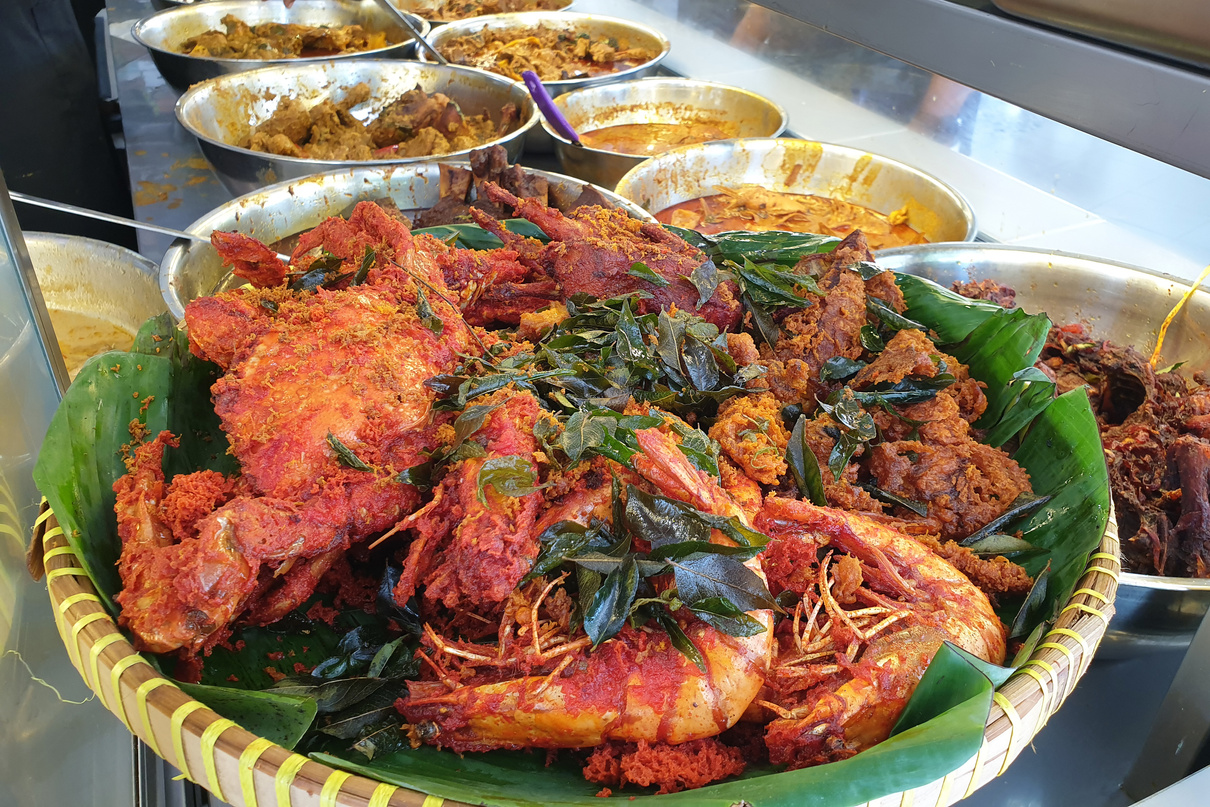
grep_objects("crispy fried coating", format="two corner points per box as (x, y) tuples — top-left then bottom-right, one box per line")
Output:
(867, 439), (1032, 541)
(394, 390), (547, 611)
(583, 738), (746, 795)
(914, 534), (1035, 601)
(852, 328), (987, 423)
(798, 415), (883, 512)
(709, 392), (790, 485)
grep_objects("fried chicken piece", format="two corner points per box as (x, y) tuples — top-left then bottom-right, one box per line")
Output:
(583, 739), (746, 795)
(709, 392), (790, 485)
(869, 393), (971, 446)
(866, 439), (1032, 541)
(852, 328), (988, 424)
(211, 230), (289, 288)
(951, 279), (1017, 308)
(394, 390), (547, 611)
(763, 260), (867, 407)
(913, 533), (1034, 602)
(480, 182), (743, 331)
(797, 414), (883, 512)
(162, 470), (239, 541)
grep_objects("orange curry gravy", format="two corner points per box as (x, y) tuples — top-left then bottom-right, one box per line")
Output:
(579, 121), (740, 156)
(655, 185), (928, 250)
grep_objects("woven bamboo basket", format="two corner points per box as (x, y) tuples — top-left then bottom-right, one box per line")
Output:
(29, 500), (1120, 807)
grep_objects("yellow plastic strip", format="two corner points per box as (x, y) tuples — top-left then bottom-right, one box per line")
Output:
(1088, 552), (1118, 563)
(991, 692), (1023, 776)
(320, 770), (352, 807)
(897, 791), (915, 807)
(1071, 587), (1109, 604)
(42, 525), (65, 541)
(87, 632), (126, 705)
(1060, 601), (1110, 627)
(136, 677), (174, 758)
(58, 592), (102, 613)
(368, 782), (399, 807)
(933, 771), (955, 807)
(171, 700), (207, 781)
(65, 611), (110, 670)
(1048, 627), (1092, 661)
(34, 505), (54, 528)
(108, 654), (148, 731)
(41, 545), (78, 562)
(963, 738), (989, 798)
(200, 718), (237, 802)
(238, 737), (276, 807)
(274, 754), (310, 807)
(421, 797), (445, 807)
(45, 566), (89, 581)
(1037, 642), (1077, 702)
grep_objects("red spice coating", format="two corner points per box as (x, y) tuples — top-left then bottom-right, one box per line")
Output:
(582, 739), (746, 794)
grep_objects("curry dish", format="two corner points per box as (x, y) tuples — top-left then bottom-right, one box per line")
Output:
(110, 197), (1041, 792)
(425, 0), (571, 21)
(179, 14), (393, 59)
(243, 84), (516, 160)
(579, 120), (740, 156)
(439, 25), (657, 82)
(656, 185), (928, 250)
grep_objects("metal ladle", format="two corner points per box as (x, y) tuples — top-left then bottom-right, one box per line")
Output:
(368, 0), (449, 64)
(10, 191), (293, 263)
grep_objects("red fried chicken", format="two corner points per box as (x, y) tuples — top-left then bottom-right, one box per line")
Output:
(115, 202), (479, 653)
(477, 182), (743, 331)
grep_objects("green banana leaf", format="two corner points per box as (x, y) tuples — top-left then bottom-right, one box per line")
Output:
(179, 682), (317, 750)
(31, 233), (1109, 806)
(413, 219), (548, 250)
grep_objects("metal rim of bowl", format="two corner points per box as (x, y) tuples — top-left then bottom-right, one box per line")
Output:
(173, 59), (541, 169)
(418, 11), (672, 92)
(878, 240), (1210, 594)
(131, 0), (431, 67)
(614, 136), (979, 243)
(158, 160), (654, 319)
(539, 77), (789, 157)
(401, 0), (575, 23)
(25, 232), (160, 277)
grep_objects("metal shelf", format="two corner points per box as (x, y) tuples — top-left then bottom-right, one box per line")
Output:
(752, 0), (1210, 179)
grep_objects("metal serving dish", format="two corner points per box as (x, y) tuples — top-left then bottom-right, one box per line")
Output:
(545, 78), (787, 190)
(615, 138), (977, 245)
(176, 60), (539, 196)
(421, 12), (670, 152)
(132, 0), (428, 91)
(876, 243), (1210, 655)
(159, 163), (654, 319)
(24, 233), (167, 379)
(390, 0), (574, 25)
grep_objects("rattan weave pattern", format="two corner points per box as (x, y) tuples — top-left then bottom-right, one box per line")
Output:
(33, 503), (1119, 807)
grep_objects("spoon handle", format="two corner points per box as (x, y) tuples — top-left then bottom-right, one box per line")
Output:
(522, 70), (581, 146)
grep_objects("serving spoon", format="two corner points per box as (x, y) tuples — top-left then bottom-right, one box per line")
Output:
(368, 0), (450, 64)
(10, 191), (293, 263)
(521, 70), (582, 146)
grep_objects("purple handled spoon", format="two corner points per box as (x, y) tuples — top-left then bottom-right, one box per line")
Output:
(521, 70), (582, 147)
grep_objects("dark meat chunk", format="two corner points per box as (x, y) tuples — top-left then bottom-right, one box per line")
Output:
(1170, 436), (1210, 576)
(867, 439), (1032, 541)
(951, 279), (1017, 308)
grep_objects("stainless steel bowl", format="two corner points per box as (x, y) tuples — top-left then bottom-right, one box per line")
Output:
(545, 78), (787, 190)
(420, 12), (670, 152)
(175, 60), (539, 196)
(159, 163), (654, 319)
(25, 233), (166, 379)
(132, 0), (428, 91)
(616, 138), (977, 245)
(390, 0), (574, 25)
(875, 243), (1210, 655)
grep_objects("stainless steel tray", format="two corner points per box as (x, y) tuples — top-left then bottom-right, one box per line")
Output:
(993, 0), (1210, 69)
(877, 242), (1210, 655)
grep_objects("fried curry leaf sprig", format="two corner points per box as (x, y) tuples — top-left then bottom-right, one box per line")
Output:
(522, 483), (776, 669)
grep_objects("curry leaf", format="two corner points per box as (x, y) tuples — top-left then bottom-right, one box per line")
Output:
(476, 456), (544, 505)
(627, 261), (670, 287)
(670, 553), (776, 614)
(959, 492), (1052, 547)
(650, 607), (706, 672)
(353, 247), (375, 285)
(688, 596), (767, 637)
(866, 296), (927, 332)
(963, 534), (1043, 558)
(787, 415), (827, 506)
(523, 521), (595, 583)
(416, 286), (444, 335)
(582, 556), (639, 647)
(863, 484), (929, 517)
(327, 432), (372, 472)
(860, 324), (886, 352)
(820, 356), (867, 383)
(1009, 562), (1050, 639)
(687, 259), (720, 308)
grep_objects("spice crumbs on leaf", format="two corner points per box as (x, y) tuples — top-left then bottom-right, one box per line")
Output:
(293, 662), (311, 674)
(267, 651), (285, 661)
(264, 667), (286, 683)
(227, 674), (239, 683)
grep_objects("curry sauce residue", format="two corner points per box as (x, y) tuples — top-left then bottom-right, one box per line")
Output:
(439, 25), (657, 82)
(579, 121), (739, 156)
(179, 14), (395, 59)
(655, 185), (928, 250)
